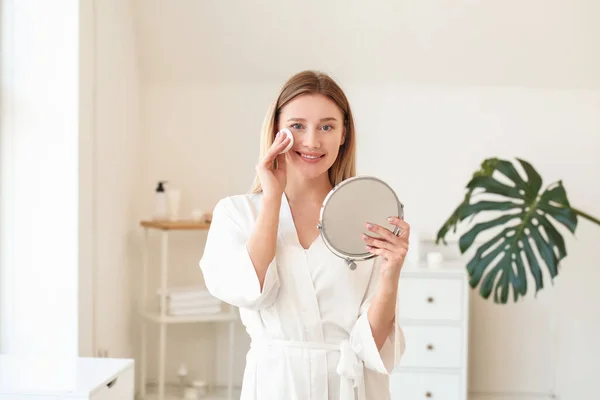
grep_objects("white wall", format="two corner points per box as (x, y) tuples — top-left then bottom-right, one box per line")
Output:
(78, 0), (95, 358)
(133, 0), (600, 89)
(91, 0), (141, 360)
(108, 0), (600, 398)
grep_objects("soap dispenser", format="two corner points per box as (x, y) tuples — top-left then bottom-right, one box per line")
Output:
(153, 181), (168, 220)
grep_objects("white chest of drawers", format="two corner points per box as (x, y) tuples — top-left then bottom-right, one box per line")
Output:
(0, 355), (134, 399)
(391, 262), (470, 400)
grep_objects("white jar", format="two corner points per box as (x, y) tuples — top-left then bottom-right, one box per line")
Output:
(193, 380), (208, 396)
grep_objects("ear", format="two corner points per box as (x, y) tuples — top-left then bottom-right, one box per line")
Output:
(340, 128), (346, 146)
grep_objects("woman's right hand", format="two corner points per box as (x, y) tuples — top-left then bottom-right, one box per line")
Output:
(256, 131), (292, 200)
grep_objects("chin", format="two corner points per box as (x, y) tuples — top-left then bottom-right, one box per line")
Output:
(288, 151), (334, 180)
(293, 164), (329, 180)
(301, 169), (329, 181)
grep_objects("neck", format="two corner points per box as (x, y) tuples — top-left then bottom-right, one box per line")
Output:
(285, 173), (333, 206)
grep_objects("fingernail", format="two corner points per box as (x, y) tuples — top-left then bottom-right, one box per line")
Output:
(387, 217), (394, 222)
(366, 223), (373, 229)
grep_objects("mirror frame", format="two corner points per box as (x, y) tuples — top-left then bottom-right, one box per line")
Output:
(317, 175), (404, 269)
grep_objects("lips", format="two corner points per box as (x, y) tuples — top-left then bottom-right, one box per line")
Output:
(296, 151), (325, 163)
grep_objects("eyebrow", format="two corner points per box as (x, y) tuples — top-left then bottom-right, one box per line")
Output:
(287, 117), (338, 122)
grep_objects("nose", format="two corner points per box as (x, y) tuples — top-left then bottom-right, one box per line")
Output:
(302, 127), (320, 149)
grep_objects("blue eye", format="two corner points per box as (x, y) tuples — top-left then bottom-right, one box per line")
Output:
(291, 123), (303, 130)
(322, 125), (333, 132)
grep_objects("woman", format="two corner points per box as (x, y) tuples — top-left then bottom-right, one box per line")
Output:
(200, 70), (408, 400)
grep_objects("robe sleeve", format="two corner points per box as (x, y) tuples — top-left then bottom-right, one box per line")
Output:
(199, 197), (280, 311)
(348, 257), (405, 374)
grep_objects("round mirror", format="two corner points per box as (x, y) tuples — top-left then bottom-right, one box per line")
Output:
(318, 176), (404, 270)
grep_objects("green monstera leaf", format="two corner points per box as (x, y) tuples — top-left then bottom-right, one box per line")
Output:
(436, 157), (600, 304)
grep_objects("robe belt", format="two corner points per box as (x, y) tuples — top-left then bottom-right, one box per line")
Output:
(251, 339), (366, 400)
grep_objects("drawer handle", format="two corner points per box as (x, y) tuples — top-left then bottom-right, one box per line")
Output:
(426, 344), (434, 351)
(107, 377), (118, 388)
(426, 296), (434, 303)
(425, 391), (433, 398)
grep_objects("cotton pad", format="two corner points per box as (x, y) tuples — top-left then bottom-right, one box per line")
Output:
(279, 128), (294, 154)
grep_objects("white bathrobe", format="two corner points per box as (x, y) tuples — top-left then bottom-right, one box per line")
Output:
(199, 193), (405, 400)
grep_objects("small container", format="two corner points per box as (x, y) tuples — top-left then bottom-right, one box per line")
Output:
(183, 387), (199, 399)
(191, 209), (205, 221)
(426, 252), (444, 268)
(193, 380), (208, 397)
(182, 380), (208, 399)
(191, 209), (212, 223)
(166, 188), (181, 221)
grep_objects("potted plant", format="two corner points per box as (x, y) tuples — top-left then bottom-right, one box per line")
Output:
(436, 157), (600, 304)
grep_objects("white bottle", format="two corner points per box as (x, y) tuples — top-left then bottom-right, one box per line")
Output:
(166, 187), (181, 221)
(405, 228), (420, 267)
(153, 181), (168, 220)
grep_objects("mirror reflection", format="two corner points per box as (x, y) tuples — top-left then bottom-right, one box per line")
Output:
(319, 176), (404, 265)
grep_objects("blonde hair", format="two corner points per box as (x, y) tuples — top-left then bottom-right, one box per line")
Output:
(250, 70), (357, 193)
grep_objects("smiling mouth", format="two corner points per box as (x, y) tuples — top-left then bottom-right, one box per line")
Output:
(296, 152), (325, 161)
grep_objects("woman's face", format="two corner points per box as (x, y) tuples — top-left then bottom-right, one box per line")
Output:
(277, 94), (346, 182)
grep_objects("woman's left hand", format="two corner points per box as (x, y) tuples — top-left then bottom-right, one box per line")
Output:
(361, 217), (410, 283)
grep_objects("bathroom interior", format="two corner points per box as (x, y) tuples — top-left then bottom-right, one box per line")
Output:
(1, 0), (599, 399)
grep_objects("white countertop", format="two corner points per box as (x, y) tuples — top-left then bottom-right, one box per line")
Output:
(400, 260), (467, 275)
(0, 355), (133, 396)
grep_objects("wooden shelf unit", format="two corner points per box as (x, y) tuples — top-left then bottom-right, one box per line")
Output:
(138, 218), (236, 400)
(140, 219), (211, 231)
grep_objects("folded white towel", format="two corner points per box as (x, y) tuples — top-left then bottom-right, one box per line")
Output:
(157, 286), (215, 302)
(169, 293), (220, 304)
(168, 297), (221, 309)
(167, 305), (222, 316)
(157, 285), (206, 294)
